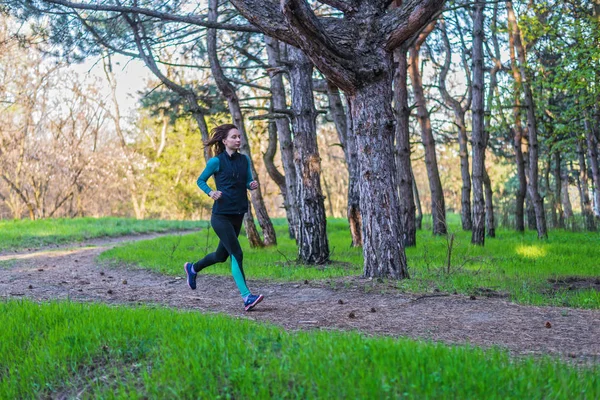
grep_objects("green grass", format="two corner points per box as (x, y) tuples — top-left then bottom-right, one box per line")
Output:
(100, 215), (600, 309)
(0, 217), (208, 252)
(1, 300), (597, 399)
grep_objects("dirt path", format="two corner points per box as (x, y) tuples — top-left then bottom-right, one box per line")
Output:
(1, 232), (598, 363)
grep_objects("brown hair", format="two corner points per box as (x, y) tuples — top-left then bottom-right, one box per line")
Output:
(204, 124), (238, 155)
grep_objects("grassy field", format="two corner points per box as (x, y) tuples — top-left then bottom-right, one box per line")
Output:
(1, 300), (597, 399)
(0, 217), (208, 252)
(100, 216), (600, 309)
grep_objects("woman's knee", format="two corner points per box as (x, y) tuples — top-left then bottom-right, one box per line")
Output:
(215, 249), (229, 263)
(231, 252), (243, 266)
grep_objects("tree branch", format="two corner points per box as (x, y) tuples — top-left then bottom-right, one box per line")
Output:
(281, 0), (351, 59)
(228, 0), (292, 40)
(40, 0), (261, 32)
(380, 0), (446, 52)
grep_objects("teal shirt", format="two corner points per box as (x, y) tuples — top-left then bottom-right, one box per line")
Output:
(197, 154), (254, 195)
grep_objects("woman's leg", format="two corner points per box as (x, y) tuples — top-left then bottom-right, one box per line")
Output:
(209, 214), (250, 299)
(191, 241), (229, 273)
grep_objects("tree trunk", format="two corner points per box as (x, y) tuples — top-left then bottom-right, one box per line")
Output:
(265, 36), (299, 239)
(439, 18), (472, 231)
(471, 0), (486, 245)
(554, 152), (565, 229)
(243, 207), (263, 248)
(325, 80), (362, 247)
(483, 168), (495, 237)
(263, 120), (288, 202)
(409, 42), (447, 236)
(507, 13), (527, 232)
(348, 71), (408, 278)
(507, 0), (547, 239)
(584, 116), (600, 219)
(412, 168), (423, 230)
(286, 45), (329, 264)
(577, 139), (596, 231)
(561, 170), (573, 220)
(545, 156), (557, 228)
(394, 46), (417, 247)
(207, 0), (275, 246)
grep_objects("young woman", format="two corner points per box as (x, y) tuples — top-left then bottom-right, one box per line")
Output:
(184, 124), (264, 311)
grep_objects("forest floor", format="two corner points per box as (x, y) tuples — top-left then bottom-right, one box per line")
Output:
(1, 232), (598, 364)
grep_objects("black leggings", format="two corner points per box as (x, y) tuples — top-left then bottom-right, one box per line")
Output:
(192, 213), (245, 281)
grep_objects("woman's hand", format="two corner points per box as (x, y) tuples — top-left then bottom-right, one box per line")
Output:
(209, 190), (222, 200)
(249, 181), (259, 190)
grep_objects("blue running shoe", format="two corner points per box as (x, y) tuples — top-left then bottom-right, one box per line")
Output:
(244, 294), (264, 311)
(184, 262), (197, 290)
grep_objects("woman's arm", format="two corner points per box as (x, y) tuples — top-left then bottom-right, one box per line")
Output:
(197, 157), (220, 195)
(244, 155), (257, 190)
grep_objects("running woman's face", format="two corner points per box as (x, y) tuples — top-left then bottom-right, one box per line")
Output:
(222, 129), (242, 151)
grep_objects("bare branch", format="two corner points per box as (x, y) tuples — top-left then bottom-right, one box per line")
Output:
(40, 0), (261, 32)
(249, 113), (291, 120)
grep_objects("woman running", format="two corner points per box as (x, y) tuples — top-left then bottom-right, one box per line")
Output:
(184, 124), (264, 311)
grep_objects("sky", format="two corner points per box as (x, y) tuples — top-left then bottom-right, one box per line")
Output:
(71, 54), (153, 118)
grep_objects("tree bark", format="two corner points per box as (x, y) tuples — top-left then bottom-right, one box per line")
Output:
(507, 0), (547, 238)
(577, 139), (596, 231)
(325, 80), (362, 247)
(561, 169), (573, 220)
(483, 168), (495, 237)
(584, 116), (600, 219)
(412, 168), (423, 230)
(394, 46), (417, 247)
(348, 73), (408, 278)
(471, 0), (486, 245)
(507, 10), (527, 232)
(263, 120), (288, 200)
(265, 36), (299, 239)
(207, 0), (275, 246)
(286, 45), (330, 264)
(409, 29), (447, 236)
(554, 152), (565, 229)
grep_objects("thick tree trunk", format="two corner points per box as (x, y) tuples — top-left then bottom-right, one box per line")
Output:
(394, 46), (417, 247)
(348, 72), (408, 278)
(207, 0), (275, 246)
(409, 44), (447, 235)
(483, 168), (495, 237)
(325, 81), (362, 246)
(577, 140), (596, 231)
(471, 0), (486, 245)
(265, 36), (299, 239)
(286, 46), (329, 264)
(507, 0), (547, 238)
